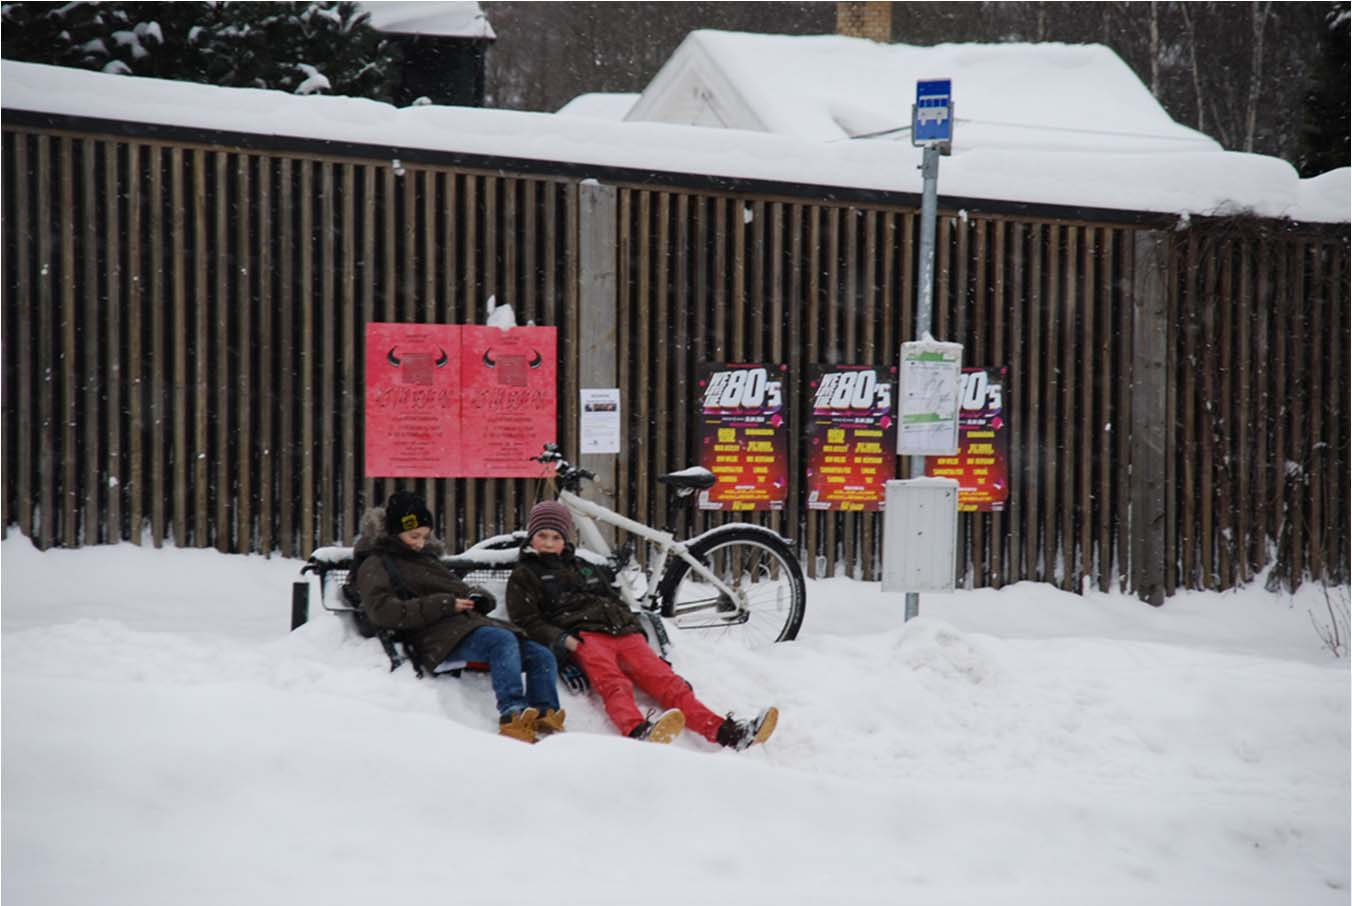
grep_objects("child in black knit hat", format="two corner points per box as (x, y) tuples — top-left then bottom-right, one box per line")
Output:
(506, 500), (778, 749)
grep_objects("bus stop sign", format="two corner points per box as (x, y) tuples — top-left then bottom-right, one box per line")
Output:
(913, 79), (953, 145)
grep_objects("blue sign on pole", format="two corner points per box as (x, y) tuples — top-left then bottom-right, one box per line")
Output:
(913, 79), (953, 145)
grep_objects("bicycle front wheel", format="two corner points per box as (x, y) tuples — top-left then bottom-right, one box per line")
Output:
(658, 526), (806, 646)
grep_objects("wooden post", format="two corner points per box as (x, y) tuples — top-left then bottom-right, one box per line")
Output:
(577, 181), (619, 523)
(1131, 231), (1169, 605)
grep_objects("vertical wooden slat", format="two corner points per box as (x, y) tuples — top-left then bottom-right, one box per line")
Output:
(501, 177), (518, 533)
(360, 164), (377, 529)
(732, 198), (747, 361)
(1060, 226), (1077, 591)
(145, 145), (165, 547)
(1236, 241), (1253, 581)
(861, 209), (877, 581)
(1164, 236), (1180, 594)
(1307, 243), (1326, 581)
(212, 152), (229, 550)
(1042, 224), (1059, 584)
(170, 147), (187, 547)
(1288, 240), (1307, 583)
(14, 134), (34, 539)
(257, 157), (273, 553)
(482, 175), (498, 538)
(751, 199), (765, 363)
(899, 213), (914, 474)
(788, 204), (804, 553)
(1199, 239), (1218, 587)
(1079, 227), (1094, 590)
(1114, 231), (1134, 591)
(843, 207), (857, 575)
(615, 190), (631, 528)
(1023, 223), (1041, 581)
(440, 173), (460, 533)
(104, 141), (122, 542)
(1097, 229), (1114, 591)
(1181, 234), (1198, 588)
(340, 163), (357, 543)
(320, 162), (336, 547)
(82, 139), (101, 544)
(824, 206), (840, 574)
(1218, 239), (1235, 586)
(970, 219), (985, 588)
(59, 137), (78, 547)
(35, 134), (54, 547)
(278, 158), (296, 556)
(636, 191), (651, 529)
(1006, 222), (1026, 581)
(193, 149), (209, 546)
(674, 193), (690, 490)
(461, 175), (478, 539)
(936, 216), (951, 341)
(300, 160), (316, 554)
(655, 192), (671, 532)
(235, 154), (251, 551)
(713, 196), (727, 363)
(991, 219), (1007, 587)
(126, 141), (142, 548)
(805, 206), (820, 575)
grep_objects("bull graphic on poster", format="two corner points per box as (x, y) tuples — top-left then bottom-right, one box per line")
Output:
(387, 347), (449, 386)
(481, 348), (543, 387)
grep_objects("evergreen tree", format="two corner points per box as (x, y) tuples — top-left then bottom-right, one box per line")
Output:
(1298, 2), (1351, 177)
(1, 1), (400, 103)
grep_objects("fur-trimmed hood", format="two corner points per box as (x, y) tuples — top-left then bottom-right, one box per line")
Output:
(353, 505), (448, 558)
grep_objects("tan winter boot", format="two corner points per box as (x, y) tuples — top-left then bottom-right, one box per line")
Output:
(628, 708), (685, 744)
(535, 708), (567, 736)
(498, 707), (539, 744)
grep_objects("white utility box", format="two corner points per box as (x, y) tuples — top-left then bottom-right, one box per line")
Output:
(881, 478), (959, 593)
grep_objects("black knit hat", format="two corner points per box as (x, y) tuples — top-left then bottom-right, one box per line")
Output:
(526, 500), (573, 540)
(385, 490), (433, 536)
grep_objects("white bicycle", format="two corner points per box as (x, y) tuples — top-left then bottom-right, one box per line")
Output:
(529, 444), (806, 651)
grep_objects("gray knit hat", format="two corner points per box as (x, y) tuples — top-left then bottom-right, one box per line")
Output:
(526, 500), (573, 540)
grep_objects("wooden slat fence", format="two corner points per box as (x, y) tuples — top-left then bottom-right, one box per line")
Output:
(1, 127), (579, 556)
(2, 119), (1347, 596)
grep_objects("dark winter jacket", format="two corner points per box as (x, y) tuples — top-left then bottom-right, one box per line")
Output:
(506, 545), (645, 657)
(353, 509), (523, 671)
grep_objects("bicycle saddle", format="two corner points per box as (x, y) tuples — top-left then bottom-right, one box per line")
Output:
(657, 467), (717, 492)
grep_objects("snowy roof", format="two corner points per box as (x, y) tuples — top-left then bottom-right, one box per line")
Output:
(2, 58), (1346, 224)
(556, 92), (640, 120)
(357, 1), (494, 40)
(628, 31), (1210, 150)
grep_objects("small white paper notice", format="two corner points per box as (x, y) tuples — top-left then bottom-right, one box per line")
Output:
(580, 388), (621, 454)
(898, 339), (963, 456)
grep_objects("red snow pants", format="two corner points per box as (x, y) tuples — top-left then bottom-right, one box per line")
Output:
(572, 631), (724, 741)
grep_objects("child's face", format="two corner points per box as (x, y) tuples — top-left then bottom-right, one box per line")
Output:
(530, 528), (566, 555)
(398, 526), (432, 551)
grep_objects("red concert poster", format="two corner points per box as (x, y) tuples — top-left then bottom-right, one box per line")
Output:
(459, 325), (558, 477)
(364, 322), (461, 477)
(926, 366), (1009, 512)
(695, 362), (789, 511)
(805, 364), (897, 511)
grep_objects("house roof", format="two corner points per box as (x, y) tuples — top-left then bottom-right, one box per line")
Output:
(3, 58), (1346, 224)
(358, 2), (494, 40)
(626, 30), (1213, 154)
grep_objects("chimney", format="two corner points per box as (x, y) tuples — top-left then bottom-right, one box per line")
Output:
(836, 2), (892, 43)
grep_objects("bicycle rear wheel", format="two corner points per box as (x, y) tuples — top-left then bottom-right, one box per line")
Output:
(658, 526), (806, 646)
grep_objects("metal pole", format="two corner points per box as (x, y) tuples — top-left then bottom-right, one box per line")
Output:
(905, 143), (941, 622)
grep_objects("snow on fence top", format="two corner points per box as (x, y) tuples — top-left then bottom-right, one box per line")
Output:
(3, 55), (1346, 224)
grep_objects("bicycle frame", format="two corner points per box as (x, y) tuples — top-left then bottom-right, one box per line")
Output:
(557, 488), (748, 622)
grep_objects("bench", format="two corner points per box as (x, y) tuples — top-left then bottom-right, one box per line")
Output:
(290, 532), (526, 677)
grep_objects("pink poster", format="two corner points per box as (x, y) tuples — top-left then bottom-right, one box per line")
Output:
(459, 326), (558, 477)
(364, 323), (461, 477)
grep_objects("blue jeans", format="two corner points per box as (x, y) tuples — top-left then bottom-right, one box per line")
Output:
(442, 626), (559, 717)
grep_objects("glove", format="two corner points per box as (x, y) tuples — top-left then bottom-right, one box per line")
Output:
(560, 663), (590, 695)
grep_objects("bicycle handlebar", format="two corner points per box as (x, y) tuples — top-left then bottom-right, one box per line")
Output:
(529, 444), (594, 490)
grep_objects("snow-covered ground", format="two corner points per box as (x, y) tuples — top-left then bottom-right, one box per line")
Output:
(2, 534), (1348, 905)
